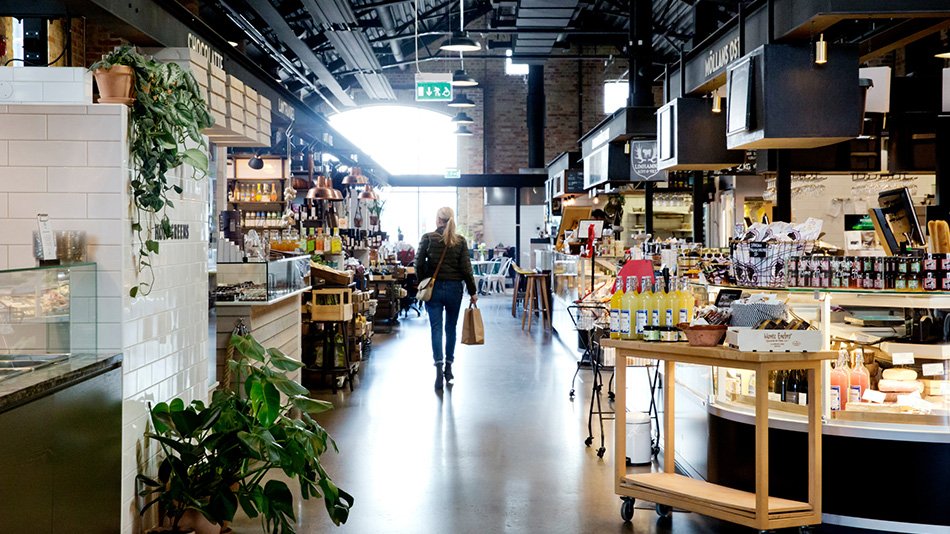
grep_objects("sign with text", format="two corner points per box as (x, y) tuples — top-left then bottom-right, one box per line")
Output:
(630, 140), (663, 182)
(415, 73), (453, 102)
(445, 168), (461, 179)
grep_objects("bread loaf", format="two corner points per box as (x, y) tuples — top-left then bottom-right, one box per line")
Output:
(877, 379), (924, 393)
(937, 220), (950, 254)
(882, 368), (918, 381)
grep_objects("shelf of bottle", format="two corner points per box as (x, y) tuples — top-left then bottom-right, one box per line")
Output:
(241, 225), (288, 230)
(229, 177), (287, 181)
(230, 200), (285, 205)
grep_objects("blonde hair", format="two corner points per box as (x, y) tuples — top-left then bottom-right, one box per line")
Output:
(436, 206), (459, 247)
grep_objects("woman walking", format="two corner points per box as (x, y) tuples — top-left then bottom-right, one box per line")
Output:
(415, 207), (478, 389)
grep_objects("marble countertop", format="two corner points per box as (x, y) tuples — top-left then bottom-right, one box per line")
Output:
(0, 353), (123, 414)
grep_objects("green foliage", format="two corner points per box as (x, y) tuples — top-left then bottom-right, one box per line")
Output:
(91, 45), (214, 298)
(137, 334), (352, 533)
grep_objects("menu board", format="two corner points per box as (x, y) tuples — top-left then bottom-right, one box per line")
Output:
(727, 57), (753, 134)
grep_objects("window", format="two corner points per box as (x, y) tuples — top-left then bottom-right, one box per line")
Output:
(328, 105), (457, 175)
(378, 187), (458, 246)
(604, 80), (628, 114)
(505, 49), (529, 76)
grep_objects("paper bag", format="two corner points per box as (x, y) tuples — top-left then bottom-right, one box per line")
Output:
(461, 303), (485, 345)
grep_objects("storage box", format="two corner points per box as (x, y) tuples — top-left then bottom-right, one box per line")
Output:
(311, 262), (353, 286)
(725, 327), (823, 352)
(310, 288), (353, 322)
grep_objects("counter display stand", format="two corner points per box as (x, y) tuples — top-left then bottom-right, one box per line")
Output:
(603, 340), (835, 533)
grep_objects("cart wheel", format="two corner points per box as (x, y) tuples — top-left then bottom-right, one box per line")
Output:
(620, 498), (635, 522)
(758, 530), (776, 534)
(584, 436), (593, 447)
(656, 504), (673, 518)
(597, 447), (606, 458)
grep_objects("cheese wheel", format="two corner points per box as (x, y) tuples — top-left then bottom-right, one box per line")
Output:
(877, 379), (924, 393)
(882, 368), (918, 381)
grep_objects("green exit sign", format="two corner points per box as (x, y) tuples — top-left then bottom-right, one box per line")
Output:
(415, 73), (453, 102)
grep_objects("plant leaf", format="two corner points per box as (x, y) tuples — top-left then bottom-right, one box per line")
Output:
(270, 374), (309, 397)
(145, 239), (160, 254)
(266, 347), (304, 371)
(181, 148), (209, 172)
(291, 396), (334, 415)
(259, 382), (281, 427)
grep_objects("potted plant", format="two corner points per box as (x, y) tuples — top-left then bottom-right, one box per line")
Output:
(368, 199), (385, 228)
(137, 334), (353, 533)
(90, 46), (136, 104)
(90, 45), (214, 298)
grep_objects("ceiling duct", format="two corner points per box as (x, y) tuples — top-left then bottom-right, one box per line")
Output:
(512, 0), (579, 60)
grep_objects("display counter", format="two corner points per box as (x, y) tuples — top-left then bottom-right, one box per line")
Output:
(551, 251), (618, 306)
(679, 283), (950, 532)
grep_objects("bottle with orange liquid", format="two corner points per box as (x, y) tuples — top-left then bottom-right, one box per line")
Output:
(830, 348), (851, 411)
(848, 348), (871, 404)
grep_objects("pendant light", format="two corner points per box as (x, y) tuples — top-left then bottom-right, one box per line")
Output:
(815, 33), (828, 65)
(440, 0), (480, 53)
(358, 184), (379, 201)
(711, 91), (722, 114)
(936, 45), (950, 59)
(452, 69), (478, 87)
(451, 111), (474, 125)
(454, 125), (473, 136)
(448, 92), (475, 108)
(342, 166), (368, 186)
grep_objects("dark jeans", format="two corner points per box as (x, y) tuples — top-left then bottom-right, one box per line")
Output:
(424, 280), (464, 365)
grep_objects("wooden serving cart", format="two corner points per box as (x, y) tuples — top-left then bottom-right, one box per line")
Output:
(601, 340), (836, 533)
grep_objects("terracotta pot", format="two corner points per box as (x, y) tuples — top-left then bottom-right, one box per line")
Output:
(178, 509), (221, 534)
(93, 64), (135, 105)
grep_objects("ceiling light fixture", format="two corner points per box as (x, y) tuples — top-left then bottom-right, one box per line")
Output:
(247, 151), (265, 170)
(448, 92), (475, 108)
(815, 33), (828, 65)
(451, 111), (474, 124)
(711, 90), (722, 114)
(358, 184), (379, 200)
(452, 69), (478, 87)
(440, 0), (480, 53)
(454, 125), (473, 136)
(936, 45), (950, 59)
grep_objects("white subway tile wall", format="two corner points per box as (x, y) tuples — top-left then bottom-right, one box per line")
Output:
(0, 67), (93, 104)
(0, 104), (210, 534)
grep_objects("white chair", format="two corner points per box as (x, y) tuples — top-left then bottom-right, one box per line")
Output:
(486, 257), (512, 294)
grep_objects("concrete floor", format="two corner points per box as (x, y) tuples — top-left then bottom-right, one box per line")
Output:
(229, 296), (877, 534)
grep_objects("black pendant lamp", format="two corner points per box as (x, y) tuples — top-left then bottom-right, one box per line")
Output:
(452, 69), (478, 87)
(454, 125), (473, 136)
(451, 111), (474, 125)
(440, 0), (480, 53)
(448, 92), (475, 108)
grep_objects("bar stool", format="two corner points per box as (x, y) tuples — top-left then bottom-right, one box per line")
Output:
(511, 263), (532, 318)
(522, 272), (551, 332)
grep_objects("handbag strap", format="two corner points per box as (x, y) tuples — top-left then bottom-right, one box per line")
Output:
(430, 239), (449, 283)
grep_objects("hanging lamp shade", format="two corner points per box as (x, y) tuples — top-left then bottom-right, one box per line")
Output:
(324, 175), (344, 201)
(358, 184), (378, 200)
(342, 166), (368, 186)
(306, 174), (333, 200)
(454, 125), (473, 136)
(441, 31), (480, 53)
(448, 92), (475, 108)
(451, 111), (474, 125)
(451, 69), (478, 87)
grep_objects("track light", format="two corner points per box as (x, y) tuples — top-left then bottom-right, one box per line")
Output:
(815, 33), (828, 65)
(711, 92), (722, 113)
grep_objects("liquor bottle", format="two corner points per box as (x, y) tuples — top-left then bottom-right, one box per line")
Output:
(270, 182), (278, 202)
(849, 349), (871, 403)
(620, 277), (636, 340)
(609, 278), (625, 340)
(660, 276), (675, 327)
(677, 278), (695, 324)
(830, 349), (850, 411)
(262, 183), (270, 203)
(785, 370), (800, 404)
(331, 228), (343, 254)
(776, 370), (788, 401)
(635, 276), (652, 339)
(314, 228), (324, 253)
(798, 370), (809, 406)
(767, 371), (780, 401)
(324, 229), (332, 252)
(255, 183), (263, 202)
(649, 278), (662, 327)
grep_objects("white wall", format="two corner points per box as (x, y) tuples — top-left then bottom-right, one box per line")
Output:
(483, 204), (545, 267)
(0, 103), (210, 534)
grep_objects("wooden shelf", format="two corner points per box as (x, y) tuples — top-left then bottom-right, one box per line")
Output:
(602, 340), (835, 366)
(621, 473), (812, 519)
(880, 341), (950, 361)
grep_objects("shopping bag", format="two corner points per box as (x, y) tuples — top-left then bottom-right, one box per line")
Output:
(461, 303), (485, 345)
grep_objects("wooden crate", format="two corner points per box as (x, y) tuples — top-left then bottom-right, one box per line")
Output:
(311, 262), (352, 286)
(310, 288), (353, 322)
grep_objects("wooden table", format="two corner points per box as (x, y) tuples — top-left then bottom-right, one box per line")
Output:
(600, 340), (836, 533)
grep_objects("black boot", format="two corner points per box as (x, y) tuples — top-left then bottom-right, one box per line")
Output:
(444, 362), (454, 384)
(434, 364), (444, 390)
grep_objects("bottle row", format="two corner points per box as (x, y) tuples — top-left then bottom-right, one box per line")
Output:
(230, 182), (281, 203)
(788, 255), (950, 292)
(242, 211), (284, 228)
(608, 276), (696, 340)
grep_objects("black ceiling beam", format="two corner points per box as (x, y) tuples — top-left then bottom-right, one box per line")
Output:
(386, 174), (547, 188)
(857, 17), (950, 62)
(354, 0), (413, 14)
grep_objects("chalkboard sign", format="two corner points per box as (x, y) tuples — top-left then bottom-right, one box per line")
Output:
(727, 56), (753, 135)
(748, 241), (767, 258)
(565, 169), (585, 194)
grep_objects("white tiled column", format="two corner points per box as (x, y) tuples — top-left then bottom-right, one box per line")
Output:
(0, 104), (210, 534)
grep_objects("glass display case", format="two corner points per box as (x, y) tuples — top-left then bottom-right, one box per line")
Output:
(215, 255), (310, 304)
(552, 252), (619, 304)
(0, 262), (97, 355)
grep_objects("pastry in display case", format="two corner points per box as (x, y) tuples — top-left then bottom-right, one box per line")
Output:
(215, 254), (310, 304)
(0, 262), (97, 356)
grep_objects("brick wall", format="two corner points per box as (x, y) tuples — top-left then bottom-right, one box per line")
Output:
(84, 18), (128, 67)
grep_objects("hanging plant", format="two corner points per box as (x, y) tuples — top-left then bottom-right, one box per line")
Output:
(91, 45), (214, 298)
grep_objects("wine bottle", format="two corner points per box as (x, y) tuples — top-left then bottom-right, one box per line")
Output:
(785, 370), (800, 404)
(798, 369), (808, 406)
(777, 370), (788, 402)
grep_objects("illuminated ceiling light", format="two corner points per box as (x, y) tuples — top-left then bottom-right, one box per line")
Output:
(440, 0), (481, 53)
(448, 92), (475, 108)
(452, 69), (478, 87)
(815, 33), (828, 65)
(936, 45), (950, 59)
(711, 92), (722, 113)
(451, 111), (474, 125)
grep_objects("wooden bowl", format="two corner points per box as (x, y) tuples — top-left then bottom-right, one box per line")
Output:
(676, 323), (728, 347)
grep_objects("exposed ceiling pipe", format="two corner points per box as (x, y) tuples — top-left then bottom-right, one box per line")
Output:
(376, 5), (406, 69)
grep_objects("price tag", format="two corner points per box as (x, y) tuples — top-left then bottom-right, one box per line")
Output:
(922, 363), (945, 377)
(748, 242), (767, 258)
(896, 392), (922, 406)
(862, 389), (887, 403)
(891, 352), (915, 365)
(36, 213), (56, 261)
